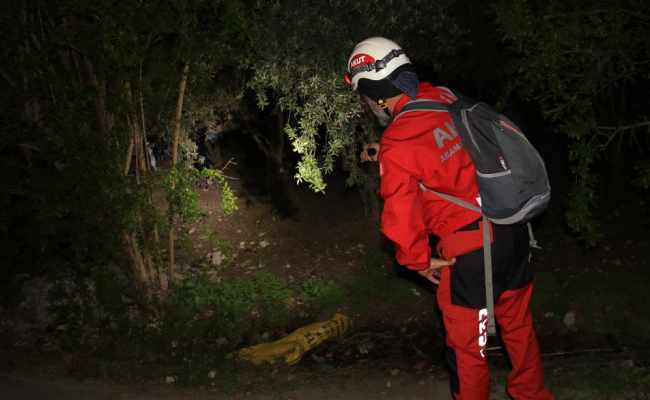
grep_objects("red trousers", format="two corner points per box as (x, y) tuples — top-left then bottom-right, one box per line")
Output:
(435, 222), (553, 399)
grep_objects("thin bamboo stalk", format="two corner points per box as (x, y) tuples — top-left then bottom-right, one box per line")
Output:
(124, 138), (134, 176)
(168, 62), (190, 283)
(124, 233), (149, 295)
(139, 63), (152, 172)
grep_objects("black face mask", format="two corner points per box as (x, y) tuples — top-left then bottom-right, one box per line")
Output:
(357, 77), (402, 103)
(356, 65), (418, 103)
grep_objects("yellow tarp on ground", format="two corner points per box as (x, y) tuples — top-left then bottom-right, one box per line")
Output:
(232, 313), (350, 365)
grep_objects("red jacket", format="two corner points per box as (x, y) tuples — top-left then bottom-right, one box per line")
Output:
(378, 83), (482, 270)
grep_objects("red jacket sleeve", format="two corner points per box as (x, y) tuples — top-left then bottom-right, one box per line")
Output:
(379, 148), (431, 271)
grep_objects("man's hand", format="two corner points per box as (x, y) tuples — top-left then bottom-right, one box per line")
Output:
(418, 257), (456, 285)
(360, 143), (380, 162)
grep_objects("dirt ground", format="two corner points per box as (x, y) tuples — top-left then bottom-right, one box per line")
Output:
(0, 368), (455, 400)
(2, 155), (650, 399)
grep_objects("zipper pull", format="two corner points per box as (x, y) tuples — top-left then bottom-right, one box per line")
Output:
(499, 156), (507, 170)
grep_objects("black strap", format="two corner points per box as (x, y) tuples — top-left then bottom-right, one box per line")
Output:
(381, 49), (406, 65)
(393, 99), (451, 122)
(399, 99), (449, 113)
(349, 49), (408, 79)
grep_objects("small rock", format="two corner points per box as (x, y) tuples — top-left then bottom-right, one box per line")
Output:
(391, 369), (400, 376)
(259, 240), (270, 248)
(210, 251), (224, 266)
(411, 288), (421, 297)
(564, 311), (576, 327)
(216, 337), (228, 346)
(358, 341), (374, 354)
(386, 381), (391, 388)
(239, 241), (246, 249)
(188, 228), (196, 235)
(284, 263), (292, 269)
(165, 376), (176, 384)
(208, 371), (217, 379)
(544, 312), (554, 318)
(261, 332), (270, 342)
(56, 324), (68, 332)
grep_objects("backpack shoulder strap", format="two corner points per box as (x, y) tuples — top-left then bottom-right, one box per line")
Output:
(393, 99), (450, 122)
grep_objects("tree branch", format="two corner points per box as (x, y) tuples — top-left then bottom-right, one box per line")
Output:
(598, 120), (650, 150)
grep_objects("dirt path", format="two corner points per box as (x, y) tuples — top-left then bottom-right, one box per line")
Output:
(0, 372), (453, 400)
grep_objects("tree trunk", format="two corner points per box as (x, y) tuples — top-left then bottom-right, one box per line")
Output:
(168, 62), (190, 284)
(124, 138), (135, 176)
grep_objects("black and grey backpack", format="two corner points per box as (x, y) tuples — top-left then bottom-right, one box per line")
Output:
(394, 88), (551, 337)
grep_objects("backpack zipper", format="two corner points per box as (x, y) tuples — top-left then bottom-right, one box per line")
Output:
(461, 109), (481, 154)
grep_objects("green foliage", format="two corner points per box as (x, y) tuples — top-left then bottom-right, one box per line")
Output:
(242, 0), (463, 192)
(300, 277), (345, 314)
(492, 0), (650, 246)
(0, 0), (246, 302)
(565, 178), (602, 247)
(0, 0), (468, 306)
(633, 160), (650, 190)
(165, 165), (206, 226)
(164, 165), (238, 239)
(253, 271), (295, 327)
(162, 270), (297, 347)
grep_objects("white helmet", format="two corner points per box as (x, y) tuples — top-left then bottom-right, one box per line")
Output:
(345, 37), (411, 92)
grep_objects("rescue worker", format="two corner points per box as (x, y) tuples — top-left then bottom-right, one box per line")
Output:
(346, 37), (553, 400)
